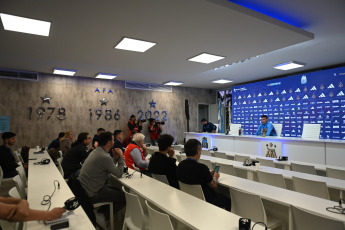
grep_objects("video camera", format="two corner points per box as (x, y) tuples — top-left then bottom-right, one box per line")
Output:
(148, 118), (165, 125)
(138, 119), (147, 123)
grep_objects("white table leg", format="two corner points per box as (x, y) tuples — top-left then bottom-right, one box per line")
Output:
(247, 171), (254, 180)
(288, 206), (293, 230)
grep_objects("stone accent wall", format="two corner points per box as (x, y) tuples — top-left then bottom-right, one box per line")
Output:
(0, 73), (216, 149)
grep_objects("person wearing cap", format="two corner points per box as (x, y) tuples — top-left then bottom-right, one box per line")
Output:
(0, 132), (19, 178)
(201, 118), (217, 133)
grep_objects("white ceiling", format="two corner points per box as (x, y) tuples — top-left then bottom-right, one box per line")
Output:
(0, 0), (344, 89)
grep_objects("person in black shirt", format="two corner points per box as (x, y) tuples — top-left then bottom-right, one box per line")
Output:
(0, 132), (19, 178)
(47, 132), (65, 150)
(113, 130), (125, 153)
(62, 132), (91, 179)
(177, 139), (230, 211)
(201, 118), (217, 133)
(92, 128), (105, 149)
(148, 134), (179, 189)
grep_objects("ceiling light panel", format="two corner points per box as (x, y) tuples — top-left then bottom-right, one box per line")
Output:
(95, 73), (117, 79)
(0, 13), (51, 36)
(188, 53), (225, 64)
(273, 61), (305, 70)
(163, 81), (184, 86)
(211, 79), (233, 84)
(114, 37), (156, 52)
(53, 68), (76, 76)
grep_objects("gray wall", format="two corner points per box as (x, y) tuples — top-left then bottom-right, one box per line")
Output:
(0, 73), (216, 149)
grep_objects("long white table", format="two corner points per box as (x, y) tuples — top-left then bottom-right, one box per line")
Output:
(218, 173), (345, 230)
(112, 169), (266, 230)
(27, 149), (94, 230)
(185, 132), (345, 167)
(198, 155), (345, 198)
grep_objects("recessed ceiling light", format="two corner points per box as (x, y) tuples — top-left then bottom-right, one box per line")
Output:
(273, 61), (305, 70)
(0, 13), (51, 36)
(163, 81), (184, 86)
(114, 37), (156, 52)
(211, 79), (233, 84)
(95, 73), (117, 79)
(188, 53), (225, 64)
(53, 68), (76, 76)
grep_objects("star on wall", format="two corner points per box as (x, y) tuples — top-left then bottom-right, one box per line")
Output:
(41, 95), (52, 104)
(149, 100), (156, 108)
(99, 98), (108, 106)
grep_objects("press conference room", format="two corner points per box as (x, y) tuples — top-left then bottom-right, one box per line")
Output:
(1, 0), (345, 229)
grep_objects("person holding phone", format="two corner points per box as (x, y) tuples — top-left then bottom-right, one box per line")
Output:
(177, 139), (231, 211)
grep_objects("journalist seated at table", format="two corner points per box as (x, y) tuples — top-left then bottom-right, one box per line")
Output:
(255, 115), (277, 136)
(78, 132), (126, 214)
(124, 133), (151, 177)
(177, 139), (231, 211)
(62, 132), (92, 179)
(0, 132), (19, 178)
(201, 118), (217, 133)
(148, 134), (179, 189)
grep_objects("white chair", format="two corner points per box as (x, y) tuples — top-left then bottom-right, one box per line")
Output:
(9, 187), (21, 199)
(214, 124), (219, 133)
(291, 163), (316, 175)
(0, 166), (14, 189)
(145, 200), (174, 230)
(13, 175), (26, 199)
(176, 155), (182, 162)
(151, 173), (169, 185)
(93, 202), (114, 230)
(326, 167), (345, 180)
(13, 150), (21, 162)
(56, 158), (64, 177)
(229, 187), (285, 230)
(122, 186), (149, 230)
(272, 123), (283, 137)
(257, 158), (275, 168)
(15, 165), (27, 186)
(257, 171), (286, 189)
(211, 152), (227, 159)
(234, 155), (250, 162)
(292, 176), (330, 200)
(302, 124), (321, 140)
(215, 162), (236, 176)
(178, 181), (205, 201)
(198, 159), (213, 170)
(291, 205), (345, 230)
(201, 150), (211, 156)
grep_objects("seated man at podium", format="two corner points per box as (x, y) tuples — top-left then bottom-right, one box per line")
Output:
(201, 118), (217, 133)
(255, 115), (276, 136)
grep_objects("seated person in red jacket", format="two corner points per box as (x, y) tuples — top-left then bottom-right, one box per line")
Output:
(0, 132), (19, 178)
(123, 133), (151, 176)
(148, 134), (179, 189)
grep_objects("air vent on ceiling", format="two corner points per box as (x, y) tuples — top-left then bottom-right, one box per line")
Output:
(0, 69), (38, 81)
(125, 81), (172, 92)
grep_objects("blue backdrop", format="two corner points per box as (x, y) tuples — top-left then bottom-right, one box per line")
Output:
(232, 66), (345, 139)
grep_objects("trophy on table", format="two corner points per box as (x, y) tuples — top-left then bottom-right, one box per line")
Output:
(266, 142), (277, 158)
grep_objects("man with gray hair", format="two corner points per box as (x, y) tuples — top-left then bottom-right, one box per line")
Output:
(123, 133), (151, 176)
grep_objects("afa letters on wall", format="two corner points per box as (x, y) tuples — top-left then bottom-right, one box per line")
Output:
(232, 66), (345, 140)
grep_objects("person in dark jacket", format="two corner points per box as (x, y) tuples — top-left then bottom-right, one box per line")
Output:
(92, 128), (105, 149)
(47, 132), (65, 150)
(62, 132), (91, 179)
(201, 118), (217, 133)
(148, 134), (179, 189)
(0, 132), (18, 178)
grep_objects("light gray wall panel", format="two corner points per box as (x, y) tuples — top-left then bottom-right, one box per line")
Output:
(0, 74), (215, 149)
